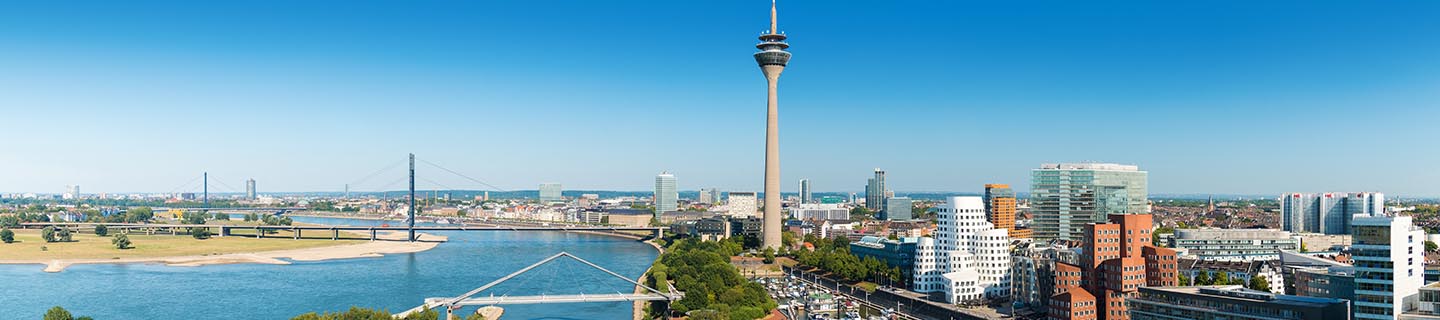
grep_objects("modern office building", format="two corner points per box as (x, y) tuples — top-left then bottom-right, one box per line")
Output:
(1031, 163), (1148, 242)
(1177, 258), (1287, 294)
(1128, 286), (1352, 320)
(883, 197), (913, 221)
(654, 172), (677, 217)
(1282, 192), (1384, 235)
(792, 203), (848, 221)
(866, 168), (887, 211)
(63, 185), (79, 200)
(1401, 283), (1440, 319)
(912, 196), (1011, 303)
(727, 192), (759, 218)
(851, 236), (919, 287)
(1351, 214), (1425, 319)
(985, 184), (1030, 238)
(754, 0), (790, 250)
(1169, 228), (1300, 261)
(539, 183), (563, 203)
(1014, 246), (1068, 316)
(799, 179), (812, 204)
(245, 179), (257, 200)
(1293, 265), (1355, 302)
(1049, 213), (1178, 320)
(698, 188), (715, 204)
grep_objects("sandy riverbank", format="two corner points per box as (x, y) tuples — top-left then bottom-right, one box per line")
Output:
(633, 239), (666, 320)
(0, 231), (446, 273)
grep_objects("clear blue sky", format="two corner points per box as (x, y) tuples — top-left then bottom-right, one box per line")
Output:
(1, 1), (1437, 196)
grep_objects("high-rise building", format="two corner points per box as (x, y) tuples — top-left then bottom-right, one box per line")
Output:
(985, 184), (1030, 238)
(654, 172), (677, 217)
(699, 188), (715, 204)
(866, 168), (887, 211)
(63, 185), (79, 200)
(883, 196), (913, 221)
(1049, 213), (1178, 320)
(1128, 286), (1352, 320)
(1281, 192), (1384, 235)
(539, 183), (563, 203)
(912, 196), (1011, 303)
(711, 189), (724, 204)
(726, 192), (759, 218)
(1350, 214), (1424, 319)
(799, 179), (812, 204)
(1031, 163), (1149, 242)
(755, 0), (790, 250)
(245, 179), (257, 200)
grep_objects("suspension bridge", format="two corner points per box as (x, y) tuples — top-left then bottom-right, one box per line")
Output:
(395, 252), (682, 319)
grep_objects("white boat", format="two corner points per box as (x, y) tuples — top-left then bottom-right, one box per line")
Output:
(435, 218), (452, 224)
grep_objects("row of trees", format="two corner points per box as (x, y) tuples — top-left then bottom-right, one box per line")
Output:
(790, 234), (903, 286)
(1179, 271), (1271, 292)
(649, 237), (776, 320)
(41, 226), (73, 242)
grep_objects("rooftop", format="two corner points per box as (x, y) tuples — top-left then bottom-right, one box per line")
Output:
(1038, 163), (1142, 171)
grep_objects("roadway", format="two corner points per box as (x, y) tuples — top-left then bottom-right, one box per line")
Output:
(783, 266), (1002, 320)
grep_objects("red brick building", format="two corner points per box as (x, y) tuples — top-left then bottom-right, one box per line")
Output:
(1050, 214), (1177, 320)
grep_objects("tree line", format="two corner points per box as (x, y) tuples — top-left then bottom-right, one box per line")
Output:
(790, 234), (903, 286)
(649, 237), (776, 320)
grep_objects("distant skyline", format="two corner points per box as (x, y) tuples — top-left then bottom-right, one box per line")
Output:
(1, 1), (1438, 196)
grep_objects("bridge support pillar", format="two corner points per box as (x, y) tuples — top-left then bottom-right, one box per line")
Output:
(370, 229), (377, 241)
(294, 229), (301, 240)
(256, 228), (263, 239)
(171, 227), (177, 236)
(332, 229), (338, 240)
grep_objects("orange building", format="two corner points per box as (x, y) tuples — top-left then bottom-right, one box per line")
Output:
(1050, 213), (1177, 320)
(983, 184), (1030, 238)
(1049, 290), (1097, 320)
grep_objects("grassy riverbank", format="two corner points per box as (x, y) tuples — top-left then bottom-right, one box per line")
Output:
(0, 229), (361, 260)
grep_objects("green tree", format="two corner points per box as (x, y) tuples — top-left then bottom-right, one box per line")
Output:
(58, 228), (72, 242)
(465, 313), (487, 320)
(1427, 241), (1438, 253)
(762, 247), (775, 264)
(0, 215), (19, 228)
(192, 228), (212, 239)
(1249, 275), (1271, 292)
(42, 226), (58, 242)
(43, 306), (73, 320)
(0, 228), (13, 244)
(112, 234), (132, 249)
(1194, 271), (1212, 285)
(77, 317), (93, 320)
(1178, 272), (1191, 286)
(94, 224), (108, 237)
(780, 231), (795, 247)
(1153, 226), (1175, 246)
(1214, 271), (1230, 285)
(125, 207), (154, 223)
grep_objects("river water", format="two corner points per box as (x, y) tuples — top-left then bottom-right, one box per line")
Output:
(0, 216), (658, 319)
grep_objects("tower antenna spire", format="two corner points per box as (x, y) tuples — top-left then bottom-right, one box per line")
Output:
(770, 0), (778, 34)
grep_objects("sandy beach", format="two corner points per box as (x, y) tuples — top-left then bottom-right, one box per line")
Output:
(0, 231), (446, 273)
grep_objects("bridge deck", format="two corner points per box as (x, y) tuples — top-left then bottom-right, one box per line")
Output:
(20, 222), (664, 232)
(430, 293), (678, 306)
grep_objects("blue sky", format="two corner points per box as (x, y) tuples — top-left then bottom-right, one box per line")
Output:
(1, 1), (1437, 196)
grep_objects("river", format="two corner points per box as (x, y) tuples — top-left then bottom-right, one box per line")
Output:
(0, 216), (659, 319)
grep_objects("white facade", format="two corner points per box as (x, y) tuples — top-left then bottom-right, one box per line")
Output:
(1351, 214), (1425, 320)
(912, 196), (1011, 304)
(792, 203), (848, 221)
(727, 192), (759, 217)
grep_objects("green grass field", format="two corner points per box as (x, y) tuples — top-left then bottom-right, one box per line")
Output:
(0, 229), (360, 260)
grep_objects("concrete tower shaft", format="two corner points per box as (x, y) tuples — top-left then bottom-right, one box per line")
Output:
(757, 0), (789, 250)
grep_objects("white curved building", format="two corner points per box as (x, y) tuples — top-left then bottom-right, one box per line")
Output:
(912, 196), (1012, 303)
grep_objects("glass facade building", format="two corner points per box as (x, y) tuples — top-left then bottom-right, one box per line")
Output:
(1030, 163), (1148, 242)
(539, 183), (563, 203)
(654, 172), (677, 218)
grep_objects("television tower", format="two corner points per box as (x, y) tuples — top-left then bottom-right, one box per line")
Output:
(756, 0), (790, 250)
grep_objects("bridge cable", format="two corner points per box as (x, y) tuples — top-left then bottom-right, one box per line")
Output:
(166, 175), (203, 195)
(346, 159), (407, 191)
(415, 158), (508, 192)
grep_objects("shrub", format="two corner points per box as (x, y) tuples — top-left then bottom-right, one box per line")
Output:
(1, 228), (13, 244)
(113, 234), (132, 249)
(94, 224), (108, 237)
(42, 226), (57, 243)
